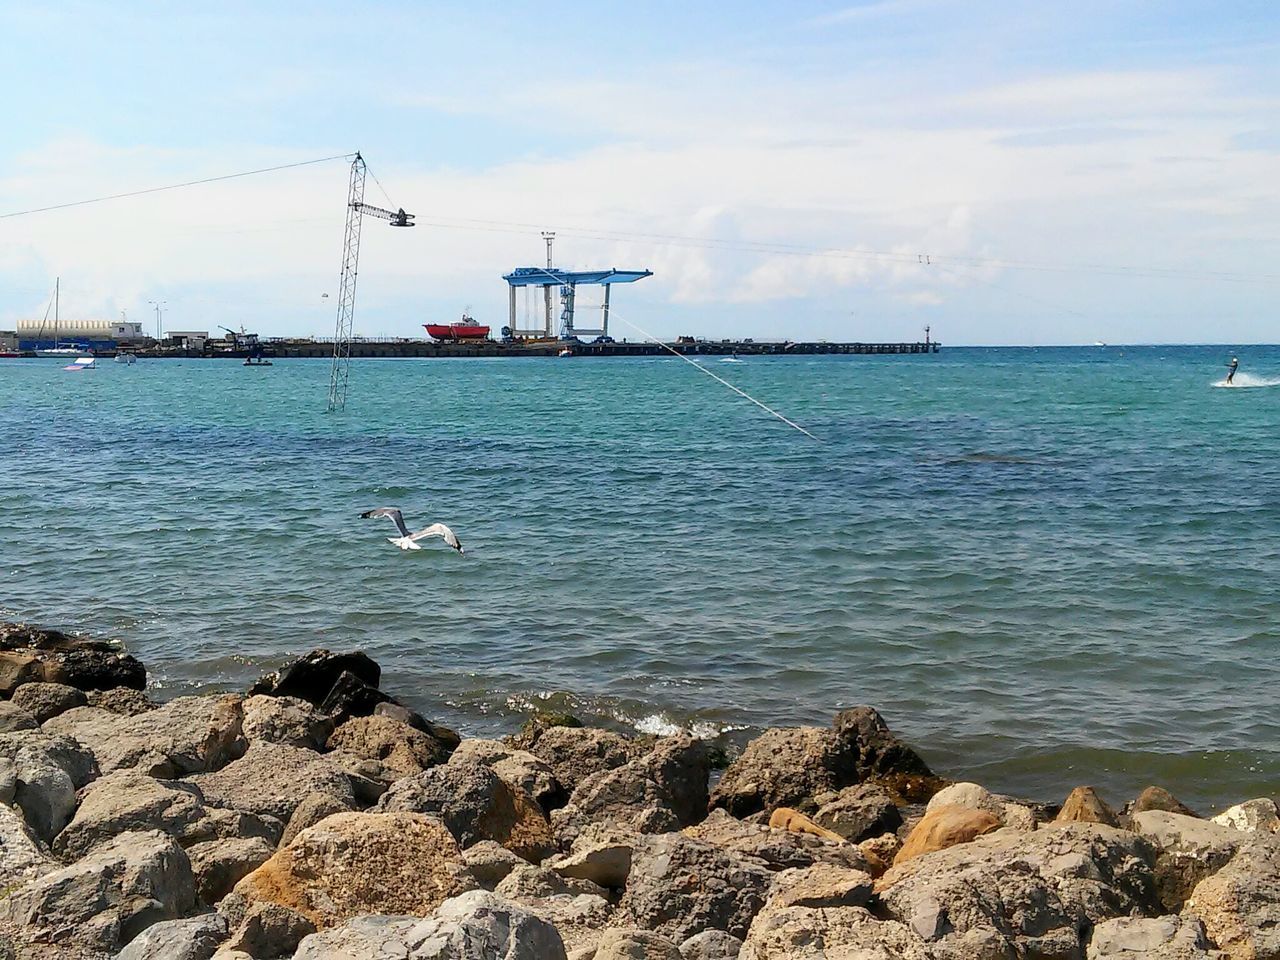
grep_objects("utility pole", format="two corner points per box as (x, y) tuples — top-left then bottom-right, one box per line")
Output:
(541, 231), (555, 336)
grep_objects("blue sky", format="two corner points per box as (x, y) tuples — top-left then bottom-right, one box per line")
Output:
(1, 0), (1277, 344)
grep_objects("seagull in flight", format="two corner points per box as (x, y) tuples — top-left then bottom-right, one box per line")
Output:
(361, 508), (464, 554)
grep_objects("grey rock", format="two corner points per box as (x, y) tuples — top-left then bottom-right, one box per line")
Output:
(877, 822), (1162, 958)
(0, 730), (99, 842)
(325, 748), (394, 805)
(1188, 835), (1280, 960)
(493, 863), (606, 902)
(188, 740), (354, 822)
(738, 903), (931, 959)
(375, 758), (554, 863)
(292, 914), (419, 960)
(548, 824), (637, 890)
(116, 913), (228, 960)
(0, 802), (54, 891)
(54, 770), (280, 860)
(764, 863), (873, 910)
(0, 756), (15, 804)
(0, 702), (39, 733)
(85, 686), (157, 716)
(684, 808), (871, 873)
(555, 735), (709, 841)
(615, 832), (772, 942)
(248, 648), (380, 705)
(327, 714), (454, 780)
(831, 706), (932, 780)
(43, 695), (246, 777)
(594, 929), (682, 960)
(1211, 797), (1280, 834)
(1087, 915), (1220, 959)
(1132, 809), (1249, 909)
(240, 695), (333, 750)
(512, 725), (645, 794)
(0, 829), (196, 952)
(279, 791), (355, 847)
(678, 929), (743, 960)
(812, 782), (902, 842)
(220, 900), (315, 959)
(10, 682), (87, 723)
(449, 739), (568, 813)
(406, 889), (567, 960)
(187, 836), (275, 905)
(462, 839), (525, 889)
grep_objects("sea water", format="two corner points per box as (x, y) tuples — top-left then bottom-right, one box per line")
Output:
(1, 345), (1277, 810)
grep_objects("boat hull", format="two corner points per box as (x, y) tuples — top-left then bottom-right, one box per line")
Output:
(425, 324), (490, 341)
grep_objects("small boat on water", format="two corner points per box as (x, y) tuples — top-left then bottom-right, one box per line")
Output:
(425, 313), (491, 342)
(243, 358), (273, 367)
(63, 356), (96, 371)
(115, 352), (137, 365)
(557, 347), (573, 358)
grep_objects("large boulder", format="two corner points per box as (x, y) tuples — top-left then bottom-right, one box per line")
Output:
(85, 686), (157, 716)
(0, 622), (146, 692)
(53, 770), (280, 860)
(1186, 836), (1280, 960)
(711, 707), (930, 819)
(240, 694), (333, 750)
(614, 832), (772, 942)
(187, 740), (354, 823)
(449, 739), (567, 813)
(893, 804), (1001, 865)
(555, 734), (709, 839)
(1087, 915), (1220, 959)
(511, 724), (646, 794)
(0, 829), (196, 952)
(248, 649), (380, 705)
(326, 714), (454, 779)
(1131, 810), (1249, 910)
(1056, 785), (1121, 827)
(1211, 798), (1280, 835)
(0, 702), (39, 733)
(0, 730), (98, 841)
(739, 903), (931, 960)
(187, 836), (275, 904)
(232, 812), (476, 928)
(0, 803), (54, 892)
(280, 791), (356, 846)
(679, 929), (744, 960)
(684, 808), (871, 873)
(876, 823), (1162, 958)
(10, 682), (87, 723)
(291, 914), (419, 960)
(594, 928), (682, 960)
(115, 913), (228, 960)
(375, 758), (554, 862)
(218, 899), (316, 958)
(43, 695), (246, 777)
(812, 782), (903, 843)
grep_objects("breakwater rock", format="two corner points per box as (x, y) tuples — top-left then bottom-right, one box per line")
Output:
(0, 621), (1277, 959)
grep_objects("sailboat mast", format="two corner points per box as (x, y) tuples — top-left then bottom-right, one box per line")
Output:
(54, 277), (59, 348)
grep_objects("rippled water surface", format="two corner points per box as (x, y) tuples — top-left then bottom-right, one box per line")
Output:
(2, 346), (1277, 810)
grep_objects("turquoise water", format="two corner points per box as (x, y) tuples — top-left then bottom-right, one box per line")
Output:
(2, 347), (1278, 811)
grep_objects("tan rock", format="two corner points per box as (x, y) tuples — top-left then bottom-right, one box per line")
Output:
(767, 807), (845, 842)
(1211, 798), (1280, 835)
(892, 804), (1001, 866)
(766, 863), (873, 910)
(1187, 837), (1280, 960)
(325, 714), (452, 780)
(739, 902), (931, 959)
(1128, 785), (1198, 819)
(593, 928), (682, 960)
(232, 811), (475, 928)
(1056, 786), (1120, 827)
(858, 831), (901, 877)
(685, 808), (870, 873)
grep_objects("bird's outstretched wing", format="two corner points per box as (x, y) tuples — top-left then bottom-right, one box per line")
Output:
(361, 507), (410, 538)
(409, 522), (464, 554)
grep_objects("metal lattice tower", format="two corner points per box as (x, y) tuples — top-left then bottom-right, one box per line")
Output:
(326, 153), (414, 413)
(327, 154), (367, 412)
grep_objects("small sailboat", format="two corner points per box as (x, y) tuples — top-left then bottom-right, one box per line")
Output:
(34, 278), (83, 358)
(115, 352), (137, 365)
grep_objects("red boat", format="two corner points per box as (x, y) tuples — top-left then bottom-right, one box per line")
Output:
(424, 314), (490, 342)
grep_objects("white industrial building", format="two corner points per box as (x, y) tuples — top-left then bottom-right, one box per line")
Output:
(16, 317), (148, 344)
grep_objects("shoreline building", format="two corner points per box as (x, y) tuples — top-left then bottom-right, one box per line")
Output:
(17, 317), (147, 351)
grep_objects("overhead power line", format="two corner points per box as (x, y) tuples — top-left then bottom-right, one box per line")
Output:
(0, 153), (355, 221)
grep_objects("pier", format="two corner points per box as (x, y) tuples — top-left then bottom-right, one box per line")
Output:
(121, 338), (941, 360)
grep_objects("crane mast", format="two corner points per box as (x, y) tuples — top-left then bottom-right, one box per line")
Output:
(326, 152), (414, 413)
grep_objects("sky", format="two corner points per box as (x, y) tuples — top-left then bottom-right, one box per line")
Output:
(0, 0), (1277, 345)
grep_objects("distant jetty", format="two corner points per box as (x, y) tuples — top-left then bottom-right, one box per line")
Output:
(117, 337), (941, 360)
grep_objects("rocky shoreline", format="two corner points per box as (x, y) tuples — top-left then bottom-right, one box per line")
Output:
(0, 621), (1277, 959)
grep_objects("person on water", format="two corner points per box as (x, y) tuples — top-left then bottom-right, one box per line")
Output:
(1227, 357), (1239, 384)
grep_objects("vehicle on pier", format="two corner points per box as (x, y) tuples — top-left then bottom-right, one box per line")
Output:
(425, 314), (491, 342)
